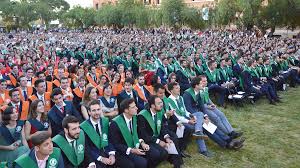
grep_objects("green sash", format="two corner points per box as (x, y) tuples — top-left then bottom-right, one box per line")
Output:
(180, 67), (190, 79)
(195, 64), (204, 75)
(139, 110), (163, 137)
(15, 147), (61, 168)
(200, 87), (210, 104)
(167, 97), (186, 116)
(205, 69), (220, 83)
(185, 88), (197, 102)
(162, 97), (170, 114)
(113, 115), (140, 148)
(220, 67), (229, 81)
(80, 118), (109, 149)
(52, 131), (85, 167)
(0, 162), (7, 168)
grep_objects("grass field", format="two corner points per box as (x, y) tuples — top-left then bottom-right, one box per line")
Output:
(160, 87), (300, 168)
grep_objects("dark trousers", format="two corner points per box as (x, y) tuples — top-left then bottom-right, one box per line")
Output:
(148, 143), (168, 167)
(204, 128), (231, 148)
(208, 84), (226, 106)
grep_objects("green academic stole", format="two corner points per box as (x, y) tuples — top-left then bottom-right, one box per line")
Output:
(251, 68), (260, 78)
(263, 65), (272, 77)
(0, 162), (7, 168)
(200, 87), (210, 104)
(195, 64), (204, 75)
(205, 69), (220, 83)
(185, 88), (197, 102)
(256, 66), (263, 77)
(52, 131), (85, 167)
(220, 67), (229, 81)
(113, 115), (140, 148)
(139, 110), (163, 137)
(15, 147), (61, 168)
(180, 67), (190, 79)
(80, 118), (109, 149)
(167, 97), (186, 116)
(162, 97), (170, 114)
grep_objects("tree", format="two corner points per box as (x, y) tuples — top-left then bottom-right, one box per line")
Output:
(61, 6), (96, 28)
(161, 0), (185, 28)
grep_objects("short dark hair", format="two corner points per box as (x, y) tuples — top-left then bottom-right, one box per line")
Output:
(168, 82), (179, 91)
(120, 98), (135, 113)
(31, 131), (51, 146)
(51, 88), (63, 99)
(36, 71), (45, 78)
(191, 77), (201, 88)
(88, 99), (101, 111)
(60, 76), (68, 82)
(26, 67), (34, 73)
(199, 75), (207, 81)
(0, 79), (6, 84)
(62, 115), (79, 129)
(153, 83), (165, 93)
(124, 78), (134, 85)
(34, 79), (45, 88)
(9, 88), (19, 97)
(148, 95), (159, 108)
(18, 75), (26, 83)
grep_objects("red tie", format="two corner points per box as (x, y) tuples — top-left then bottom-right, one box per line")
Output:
(61, 106), (64, 113)
(16, 105), (19, 113)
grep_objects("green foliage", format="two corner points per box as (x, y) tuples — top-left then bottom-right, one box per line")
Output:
(161, 0), (185, 27)
(61, 6), (96, 28)
(0, 0), (70, 29)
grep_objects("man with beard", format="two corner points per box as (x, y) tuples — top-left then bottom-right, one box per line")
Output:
(109, 98), (159, 168)
(14, 131), (64, 168)
(52, 115), (95, 168)
(138, 95), (183, 168)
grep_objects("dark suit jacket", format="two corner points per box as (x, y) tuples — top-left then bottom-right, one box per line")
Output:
(53, 132), (93, 168)
(117, 90), (144, 112)
(109, 118), (134, 155)
(137, 110), (169, 144)
(48, 101), (83, 136)
(241, 70), (254, 92)
(82, 119), (116, 161)
(157, 66), (168, 85)
(182, 90), (204, 113)
(176, 70), (191, 92)
(14, 148), (64, 168)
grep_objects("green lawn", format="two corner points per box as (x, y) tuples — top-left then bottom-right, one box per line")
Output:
(160, 87), (300, 168)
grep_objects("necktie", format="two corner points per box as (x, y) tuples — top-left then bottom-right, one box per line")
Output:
(23, 90), (28, 100)
(60, 106), (64, 113)
(95, 123), (101, 135)
(154, 114), (158, 134)
(70, 140), (76, 152)
(176, 98), (184, 109)
(128, 120), (132, 134)
(16, 105), (19, 113)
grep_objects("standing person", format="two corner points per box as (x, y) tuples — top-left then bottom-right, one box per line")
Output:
(52, 115), (95, 168)
(25, 100), (51, 148)
(0, 106), (29, 166)
(14, 131), (65, 168)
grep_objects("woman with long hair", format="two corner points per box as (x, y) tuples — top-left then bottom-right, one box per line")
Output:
(0, 106), (29, 166)
(96, 75), (109, 96)
(99, 84), (118, 120)
(111, 72), (123, 96)
(81, 86), (98, 119)
(24, 100), (51, 148)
